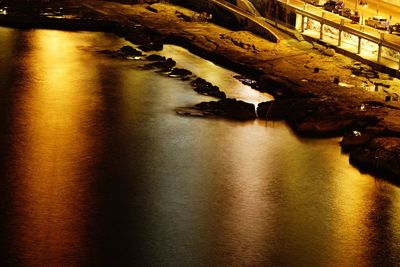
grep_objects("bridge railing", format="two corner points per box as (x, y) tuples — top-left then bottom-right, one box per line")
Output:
(277, 0), (400, 69)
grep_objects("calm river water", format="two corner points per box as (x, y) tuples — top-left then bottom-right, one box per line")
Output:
(0, 27), (399, 266)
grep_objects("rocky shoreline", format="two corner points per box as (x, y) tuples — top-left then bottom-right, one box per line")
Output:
(2, 0), (400, 183)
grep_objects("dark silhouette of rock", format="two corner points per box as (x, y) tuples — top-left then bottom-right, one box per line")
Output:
(340, 126), (383, 152)
(145, 57), (176, 70)
(350, 64), (379, 78)
(350, 137), (400, 181)
(169, 67), (192, 77)
(256, 101), (274, 119)
(295, 118), (355, 136)
(146, 54), (166, 61)
(165, 58), (176, 67)
(195, 88), (226, 99)
(120, 45), (142, 56)
(233, 75), (260, 90)
(138, 42), (163, 51)
(194, 98), (256, 120)
(146, 6), (158, 13)
(257, 99), (301, 120)
(190, 77), (226, 99)
(257, 98), (381, 136)
(123, 26), (152, 44)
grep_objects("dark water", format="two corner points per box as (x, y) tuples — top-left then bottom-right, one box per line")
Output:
(0, 27), (399, 266)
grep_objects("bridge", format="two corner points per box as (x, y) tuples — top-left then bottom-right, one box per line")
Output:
(207, 0), (282, 43)
(208, 0), (400, 74)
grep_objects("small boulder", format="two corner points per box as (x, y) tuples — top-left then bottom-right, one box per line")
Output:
(120, 45), (142, 56)
(146, 54), (166, 61)
(190, 77), (226, 99)
(169, 68), (192, 77)
(145, 57), (176, 70)
(195, 98), (256, 120)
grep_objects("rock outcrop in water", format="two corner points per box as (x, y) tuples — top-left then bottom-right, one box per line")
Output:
(257, 98), (381, 137)
(120, 45), (142, 57)
(190, 77), (226, 99)
(169, 67), (192, 77)
(193, 98), (256, 120)
(145, 57), (176, 71)
(349, 137), (400, 182)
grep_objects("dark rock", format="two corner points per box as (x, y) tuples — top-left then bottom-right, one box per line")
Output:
(165, 58), (176, 67)
(169, 68), (192, 77)
(190, 77), (226, 99)
(145, 57), (176, 70)
(120, 45), (142, 56)
(233, 75), (260, 90)
(350, 137), (400, 181)
(257, 101), (273, 119)
(363, 100), (385, 107)
(175, 10), (192, 22)
(349, 64), (379, 78)
(146, 54), (166, 61)
(146, 5), (158, 13)
(340, 126), (384, 152)
(194, 88), (226, 99)
(341, 131), (372, 151)
(138, 42), (163, 51)
(295, 118), (354, 136)
(257, 99), (310, 121)
(333, 77), (340, 84)
(124, 27), (153, 45)
(293, 114), (380, 137)
(257, 74), (306, 98)
(314, 67), (320, 73)
(190, 77), (208, 87)
(257, 98), (381, 137)
(194, 98), (256, 120)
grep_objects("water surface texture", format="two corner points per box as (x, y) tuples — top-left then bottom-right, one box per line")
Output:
(0, 27), (399, 266)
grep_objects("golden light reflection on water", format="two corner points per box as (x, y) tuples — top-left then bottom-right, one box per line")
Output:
(3, 28), (400, 266)
(8, 30), (102, 266)
(330, 171), (372, 265)
(331, 174), (400, 266)
(157, 45), (273, 105)
(212, 123), (275, 266)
